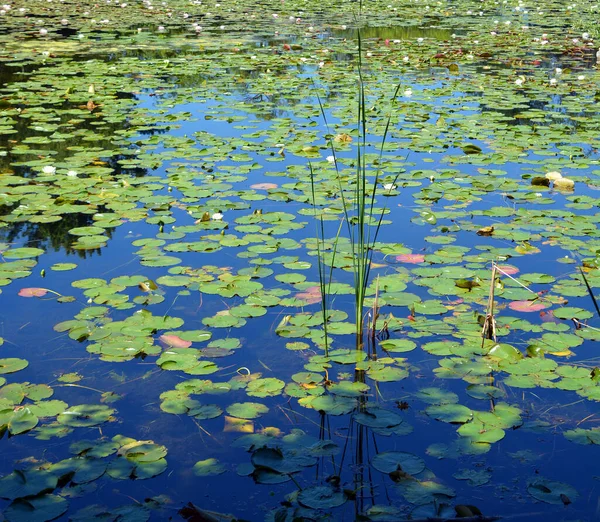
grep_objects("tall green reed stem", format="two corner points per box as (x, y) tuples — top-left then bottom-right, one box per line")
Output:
(309, 162), (343, 357)
(313, 30), (403, 351)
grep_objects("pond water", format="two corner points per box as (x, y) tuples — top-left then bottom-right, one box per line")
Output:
(1, 1), (600, 521)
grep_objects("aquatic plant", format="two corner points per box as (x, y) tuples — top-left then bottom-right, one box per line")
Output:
(314, 30), (403, 350)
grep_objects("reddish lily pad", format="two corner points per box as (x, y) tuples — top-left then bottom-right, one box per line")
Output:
(496, 265), (519, 275)
(159, 335), (193, 348)
(508, 300), (549, 313)
(250, 183), (278, 190)
(396, 254), (426, 264)
(18, 288), (49, 297)
(295, 286), (321, 305)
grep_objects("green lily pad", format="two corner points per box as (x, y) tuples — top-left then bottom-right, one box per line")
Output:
(371, 452), (425, 475)
(3, 248), (44, 259)
(193, 458), (226, 476)
(226, 402), (269, 419)
(297, 486), (347, 509)
(57, 404), (114, 428)
(527, 477), (578, 505)
(0, 358), (29, 374)
(425, 404), (472, 424)
(4, 494), (68, 522)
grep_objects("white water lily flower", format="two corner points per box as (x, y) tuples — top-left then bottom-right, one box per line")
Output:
(66, 170), (78, 177)
(582, 32), (590, 39)
(402, 55), (409, 62)
(549, 78), (557, 85)
(515, 77), (524, 86)
(42, 166), (56, 174)
(383, 183), (397, 190)
(555, 67), (562, 74)
(326, 155), (335, 163)
(39, 28), (47, 35)
(211, 212), (223, 221)
(403, 88), (412, 97)
(578, 75), (585, 80)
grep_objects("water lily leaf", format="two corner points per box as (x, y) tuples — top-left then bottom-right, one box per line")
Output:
(193, 458), (226, 476)
(457, 421), (505, 444)
(188, 404), (223, 420)
(251, 468), (291, 484)
(425, 404), (472, 424)
(453, 469), (491, 486)
(0, 469), (58, 500)
(327, 381), (369, 397)
(3, 248), (44, 259)
(107, 457), (167, 480)
(397, 479), (455, 505)
(118, 441), (167, 463)
(57, 404), (114, 427)
(70, 439), (119, 458)
(4, 494), (68, 522)
(18, 288), (49, 297)
(465, 384), (506, 400)
(71, 503), (149, 522)
(461, 144), (482, 154)
(371, 452), (425, 475)
(564, 427), (600, 445)
(527, 477), (578, 505)
(299, 395), (356, 415)
(50, 263), (77, 272)
(297, 486), (347, 509)
(414, 387), (459, 405)
(158, 334), (192, 348)
(552, 307), (593, 320)
(354, 407), (404, 430)
(396, 254), (426, 264)
(50, 457), (106, 485)
(487, 343), (523, 362)
(367, 366), (408, 382)
(251, 447), (302, 474)
(226, 402), (269, 419)
(507, 300), (549, 312)
(0, 359), (28, 374)
(380, 339), (417, 353)
(246, 378), (284, 398)
(7, 407), (39, 435)
(413, 300), (448, 315)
